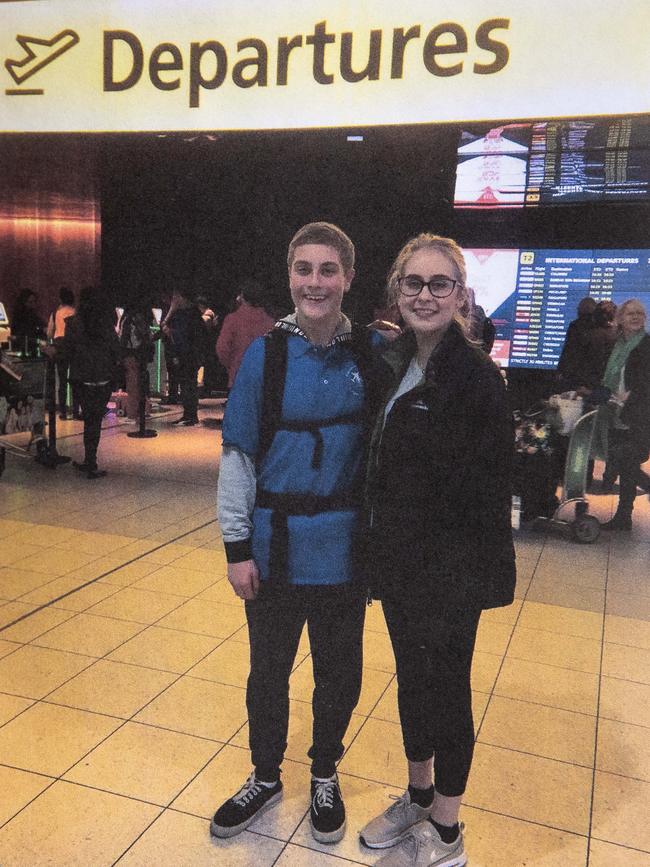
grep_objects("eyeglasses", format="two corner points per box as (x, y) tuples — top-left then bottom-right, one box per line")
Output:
(397, 275), (459, 298)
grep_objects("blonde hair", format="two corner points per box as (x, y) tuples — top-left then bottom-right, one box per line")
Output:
(386, 233), (471, 334)
(287, 222), (355, 273)
(616, 298), (646, 332)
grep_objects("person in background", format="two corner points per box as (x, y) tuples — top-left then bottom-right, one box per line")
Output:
(465, 286), (495, 354)
(594, 299), (650, 530)
(162, 289), (204, 426)
(119, 300), (154, 422)
(211, 223), (380, 846)
(11, 289), (45, 356)
(557, 296), (597, 390)
(59, 286), (121, 479)
(216, 279), (275, 389)
(47, 287), (80, 420)
(196, 295), (220, 396)
(359, 234), (515, 867)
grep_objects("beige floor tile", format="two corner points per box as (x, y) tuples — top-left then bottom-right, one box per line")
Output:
(605, 615), (650, 650)
(474, 620), (514, 656)
(599, 676), (650, 728)
(135, 675), (247, 741)
(588, 839), (650, 867)
(338, 717), (406, 787)
(172, 547), (227, 574)
(11, 548), (104, 577)
(597, 718), (650, 782)
(137, 543), (197, 566)
(0, 600), (37, 628)
(14, 525), (77, 547)
(0, 638), (21, 659)
(0, 518), (30, 538)
(107, 625), (219, 673)
(117, 809), (284, 867)
(464, 743), (592, 834)
(534, 560), (607, 590)
(0, 605), (75, 642)
(47, 659), (176, 717)
(471, 651), (503, 693)
(363, 629), (396, 673)
(275, 844), (360, 866)
(365, 602), (388, 634)
(173, 744), (311, 841)
(602, 642), (650, 684)
(462, 805), (589, 866)
(479, 598), (523, 626)
(16, 573), (97, 606)
(494, 657), (599, 714)
(606, 572), (650, 599)
(607, 591), (650, 622)
(54, 530), (138, 556)
(232, 699), (366, 768)
(0, 765), (52, 826)
(156, 598), (247, 637)
(131, 564), (217, 597)
(0, 567), (56, 600)
(187, 639), (252, 688)
(0, 701), (122, 776)
(592, 771), (650, 852)
(507, 625), (601, 673)
(517, 601), (602, 639)
(289, 658), (393, 717)
(478, 695), (596, 766)
(527, 579), (605, 613)
(2, 541), (47, 565)
(85, 586), (184, 624)
(195, 577), (242, 607)
(0, 780), (161, 867)
(0, 691), (33, 725)
(51, 581), (121, 612)
(32, 612), (145, 657)
(0, 644), (95, 700)
(96, 559), (163, 588)
(64, 720), (219, 805)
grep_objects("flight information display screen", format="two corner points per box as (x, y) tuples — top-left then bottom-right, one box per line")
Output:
(463, 248), (650, 369)
(454, 117), (650, 208)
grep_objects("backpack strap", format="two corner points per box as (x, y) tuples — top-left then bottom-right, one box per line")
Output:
(257, 329), (289, 467)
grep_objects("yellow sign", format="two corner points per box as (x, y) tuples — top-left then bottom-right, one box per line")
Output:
(1, 0), (649, 132)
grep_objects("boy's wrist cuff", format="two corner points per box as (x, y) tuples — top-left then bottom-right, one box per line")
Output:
(225, 539), (253, 563)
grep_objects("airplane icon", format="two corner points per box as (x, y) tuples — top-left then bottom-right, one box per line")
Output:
(5, 29), (80, 95)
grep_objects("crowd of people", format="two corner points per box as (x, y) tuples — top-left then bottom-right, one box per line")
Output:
(558, 294), (650, 530)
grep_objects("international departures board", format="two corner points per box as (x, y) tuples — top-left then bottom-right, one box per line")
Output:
(463, 248), (650, 369)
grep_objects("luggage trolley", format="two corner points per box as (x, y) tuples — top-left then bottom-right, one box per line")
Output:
(532, 405), (601, 543)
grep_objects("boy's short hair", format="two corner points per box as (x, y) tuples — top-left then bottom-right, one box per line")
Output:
(287, 222), (355, 273)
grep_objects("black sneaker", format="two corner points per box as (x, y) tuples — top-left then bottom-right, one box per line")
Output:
(310, 774), (346, 843)
(210, 773), (282, 838)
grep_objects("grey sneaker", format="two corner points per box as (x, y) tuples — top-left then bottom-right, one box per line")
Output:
(375, 820), (466, 867)
(360, 791), (433, 849)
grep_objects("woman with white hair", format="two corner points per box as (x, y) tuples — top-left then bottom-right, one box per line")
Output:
(597, 298), (650, 531)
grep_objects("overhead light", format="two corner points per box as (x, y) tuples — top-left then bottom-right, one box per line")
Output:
(346, 135), (364, 142)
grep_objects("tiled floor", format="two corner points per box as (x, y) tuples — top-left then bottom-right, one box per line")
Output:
(0, 403), (649, 866)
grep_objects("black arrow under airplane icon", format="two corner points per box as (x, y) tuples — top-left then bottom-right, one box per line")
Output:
(5, 29), (80, 95)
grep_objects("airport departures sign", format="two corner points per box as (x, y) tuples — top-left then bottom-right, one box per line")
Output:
(1, 0), (649, 133)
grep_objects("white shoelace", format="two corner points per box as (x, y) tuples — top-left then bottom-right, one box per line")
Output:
(313, 778), (338, 809)
(233, 774), (266, 807)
